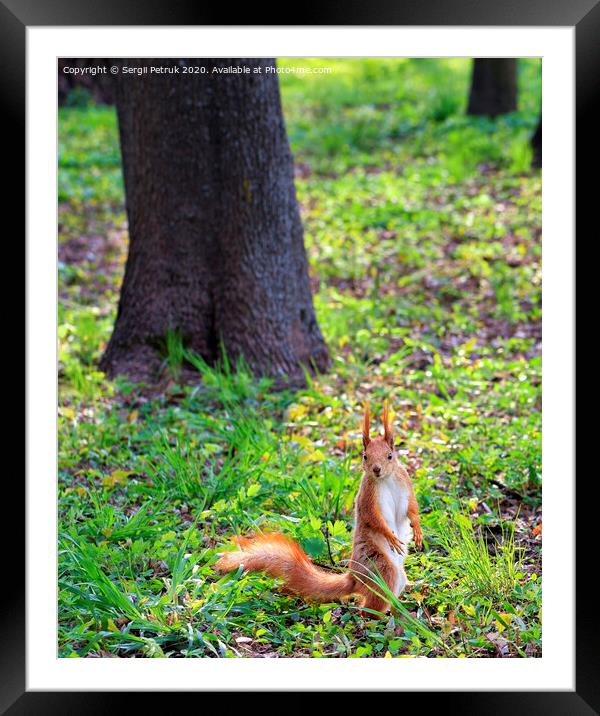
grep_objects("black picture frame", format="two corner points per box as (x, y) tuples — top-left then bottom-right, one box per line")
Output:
(11, 1), (591, 712)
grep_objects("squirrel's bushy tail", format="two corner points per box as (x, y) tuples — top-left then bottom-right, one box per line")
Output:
(214, 532), (356, 602)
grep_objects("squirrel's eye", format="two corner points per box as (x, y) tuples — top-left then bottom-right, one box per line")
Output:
(388, 453), (393, 460)
(363, 453), (367, 460)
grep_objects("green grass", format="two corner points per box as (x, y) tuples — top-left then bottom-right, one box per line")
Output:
(58, 58), (542, 658)
(436, 510), (523, 600)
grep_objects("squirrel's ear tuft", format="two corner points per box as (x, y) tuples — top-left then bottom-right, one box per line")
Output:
(362, 404), (371, 449)
(382, 402), (394, 449)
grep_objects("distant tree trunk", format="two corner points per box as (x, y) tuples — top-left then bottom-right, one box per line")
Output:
(531, 115), (542, 168)
(100, 58), (330, 385)
(467, 59), (517, 117)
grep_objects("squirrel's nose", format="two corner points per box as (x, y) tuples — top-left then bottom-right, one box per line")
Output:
(373, 465), (381, 476)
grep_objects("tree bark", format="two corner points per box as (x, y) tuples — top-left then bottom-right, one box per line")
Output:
(467, 59), (518, 117)
(100, 58), (330, 384)
(531, 115), (542, 168)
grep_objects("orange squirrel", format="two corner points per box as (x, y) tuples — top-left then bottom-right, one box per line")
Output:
(214, 404), (423, 616)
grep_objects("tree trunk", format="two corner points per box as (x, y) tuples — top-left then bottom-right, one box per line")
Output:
(100, 58), (330, 385)
(467, 59), (517, 117)
(531, 115), (542, 168)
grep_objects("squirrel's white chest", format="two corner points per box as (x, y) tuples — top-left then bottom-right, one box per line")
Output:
(378, 477), (410, 543)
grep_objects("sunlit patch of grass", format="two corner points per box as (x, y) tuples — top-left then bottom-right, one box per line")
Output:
(436, 511), (523, 601)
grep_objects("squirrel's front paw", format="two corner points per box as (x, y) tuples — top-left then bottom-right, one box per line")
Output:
(413, 525), (423, 550)
(388, 533), (406, 555)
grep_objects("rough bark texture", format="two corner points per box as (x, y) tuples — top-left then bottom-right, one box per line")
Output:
(531, 115), (542, 168)
(467, 59), (518, 117)
(100, 58), (330, 384)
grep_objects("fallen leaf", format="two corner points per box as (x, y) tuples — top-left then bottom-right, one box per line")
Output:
(287, 404), (309, 421)
(495, 613), (513, 632)
(300, 449), (325, 463)
(102, 469), (134, 489)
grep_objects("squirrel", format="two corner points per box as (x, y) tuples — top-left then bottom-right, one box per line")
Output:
(214, 403), (423, 617)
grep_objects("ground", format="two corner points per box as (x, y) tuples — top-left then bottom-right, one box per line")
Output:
(58, 58), (542, 658)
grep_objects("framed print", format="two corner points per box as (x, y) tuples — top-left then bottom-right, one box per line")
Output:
(11, 0), (592, 712)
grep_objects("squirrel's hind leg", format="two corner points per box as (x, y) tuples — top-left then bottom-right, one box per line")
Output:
(355, 556), (399, 619)
(359, 566), (407, 618)
(359, 593), (390, 620)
